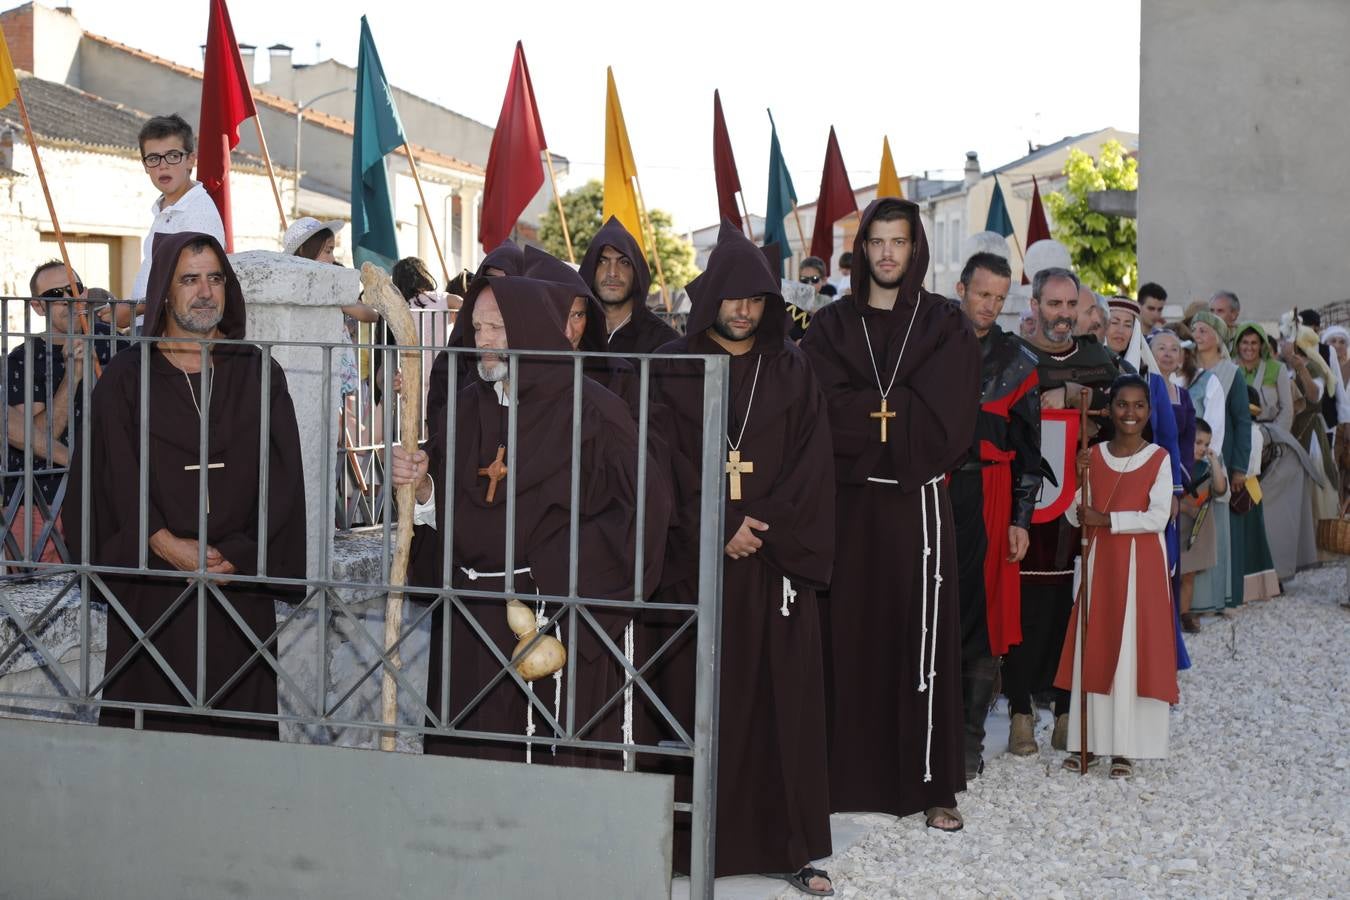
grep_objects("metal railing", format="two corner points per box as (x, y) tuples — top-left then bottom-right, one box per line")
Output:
(0, 310), (728, 895)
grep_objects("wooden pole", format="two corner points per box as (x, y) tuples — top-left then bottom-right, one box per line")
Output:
(542, 147), (575, 263)
(12, 82), (99, 376)
(790, 202), (809, 261)
(400, 142), (453, 287)
(737, 190), (756, 242)
(1076, 388), (1091, 776)
(251, 116), (289, 234)
(632, 176), (670, 313)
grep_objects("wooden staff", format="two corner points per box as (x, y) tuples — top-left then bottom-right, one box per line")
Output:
(11, 79), (100, 376)
(542, 147), (575, 263)
(790, 202), (809, 260)
(737, 190), (756, 243)
(1077, 387), (1091, 776)
(251, 117), (289, 234)
(359, 263), (422, 753)
(400, 143), (453, 288)
(632, 176), (670, 312)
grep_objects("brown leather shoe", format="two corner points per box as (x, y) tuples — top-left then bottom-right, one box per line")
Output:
(1008, 712), (1038, 756)
(1181, 613), (1202, 634)
(1050, 713), (1069, 751)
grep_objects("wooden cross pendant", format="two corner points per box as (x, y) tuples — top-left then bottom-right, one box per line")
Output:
(725, 449), (754, 501)
(870, 397), (897, 443)
(183, 461), (225, 513)
(478, 445), (509, 504)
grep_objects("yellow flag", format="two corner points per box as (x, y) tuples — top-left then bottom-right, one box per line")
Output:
(877, 135), (903, 199)
(0, 27), (19, 109)
(603, 67), (647, 255)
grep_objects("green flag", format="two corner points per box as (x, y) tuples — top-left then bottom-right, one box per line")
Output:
(985, 178), (1014, 238)
(763, 109), (797, 276)
(351, 16), (407, 271)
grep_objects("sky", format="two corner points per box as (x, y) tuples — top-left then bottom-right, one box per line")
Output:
(64, 0), (1141, 233)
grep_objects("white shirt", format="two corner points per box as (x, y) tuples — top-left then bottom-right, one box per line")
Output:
(412, 379), (512, 527)
(130, 182), (227, 301)
(1066, 444), (1172, 534)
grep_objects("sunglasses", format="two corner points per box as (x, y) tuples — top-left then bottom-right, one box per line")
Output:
(39, 282), (85, 299)
(142, 150), (188, 168)
(799, 275), (822, 285)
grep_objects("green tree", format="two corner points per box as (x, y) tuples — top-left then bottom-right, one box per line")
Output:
(539, 179), (699, 294)
(1043, 140), (1138, 296)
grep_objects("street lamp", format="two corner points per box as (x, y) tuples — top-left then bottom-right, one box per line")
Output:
(294, 86), (355, 218)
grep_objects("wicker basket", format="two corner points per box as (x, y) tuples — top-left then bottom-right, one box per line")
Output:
(1316, 518), (1350, 555)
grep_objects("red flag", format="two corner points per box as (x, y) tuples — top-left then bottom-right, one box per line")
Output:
(480, 41), (547, 250)
(197, 0), (257, 252)
(711, 89), (743, 232)
(1023, 176), (1051, 284)
(809, 126), (858, 273)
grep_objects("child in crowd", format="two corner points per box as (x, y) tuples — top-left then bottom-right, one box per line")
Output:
(1179, 419), (1228, 632)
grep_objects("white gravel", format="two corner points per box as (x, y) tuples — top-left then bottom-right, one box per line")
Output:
(783, 565), (1350, 899)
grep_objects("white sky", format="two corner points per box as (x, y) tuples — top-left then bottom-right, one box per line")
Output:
(66, 0), (1140, 233)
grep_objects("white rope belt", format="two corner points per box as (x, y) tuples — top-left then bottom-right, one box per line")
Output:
(915, 475), (944, 783)
(866, 476), (900, 485)
(459, 566), (532, 580)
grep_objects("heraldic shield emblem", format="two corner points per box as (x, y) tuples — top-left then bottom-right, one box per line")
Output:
(1033, 408), (1081, 524)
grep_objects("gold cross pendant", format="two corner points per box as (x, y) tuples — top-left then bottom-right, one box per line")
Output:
(870, 397), (897, 443)
(725, 449), (754, 501)
(184, 461), (225, 513)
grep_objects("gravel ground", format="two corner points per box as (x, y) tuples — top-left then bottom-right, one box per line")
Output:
(783, 565), (1350, 899)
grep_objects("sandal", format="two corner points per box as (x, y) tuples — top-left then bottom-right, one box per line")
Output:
(1109, 757), (1133, 779)
(925, 806), (964, 832)
(766, 865), (834, 897)
(1061, 752), (1100, 773)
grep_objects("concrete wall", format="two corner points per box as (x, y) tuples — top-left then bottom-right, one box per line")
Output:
(1138, 0), (1350, 319)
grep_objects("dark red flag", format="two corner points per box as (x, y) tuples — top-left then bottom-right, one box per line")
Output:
(198, 0), (257, 252)
(480, 41), (547, 250)
(1023, 176), (1051, 283)
(711, 89), (744, 232)
(809, 126), (858, 272)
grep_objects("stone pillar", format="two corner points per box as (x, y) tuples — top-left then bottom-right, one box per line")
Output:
(230, 250), (360, 581)
(458, 185), (481, 272)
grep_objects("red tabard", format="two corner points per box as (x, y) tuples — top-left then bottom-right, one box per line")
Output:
(979, 441), (1021, 655)
(1055, 445), (1179, 703)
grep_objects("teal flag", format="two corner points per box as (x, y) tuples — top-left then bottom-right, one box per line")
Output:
(351, 16), (407, 271)
(985, 178), (1014, 237)
(763, 109), (797, 276)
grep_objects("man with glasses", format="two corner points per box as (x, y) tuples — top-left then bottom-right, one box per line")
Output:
(129, 115), (226, 313)
(789, 256), (834, 341)
(4, 263), (123, 566)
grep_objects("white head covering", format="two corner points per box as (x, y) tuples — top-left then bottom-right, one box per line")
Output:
(1125, 317), (1161, 376)
(282, 216), (346, 257)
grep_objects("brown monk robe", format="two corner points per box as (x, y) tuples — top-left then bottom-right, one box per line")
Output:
(800, 198), (980, 828)
(401, 275), (671, 766)
(645, 222), (834, 886)
(66, 231), (306, 738)
(577, 216), (679, 354)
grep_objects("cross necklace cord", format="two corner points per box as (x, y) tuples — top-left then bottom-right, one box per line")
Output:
(860, 298), (922, 443)
(724, 355), (763, 501)
(180, 366), (224, 513)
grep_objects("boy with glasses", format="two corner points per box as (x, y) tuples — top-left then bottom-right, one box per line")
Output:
(129, 115), (226, 310)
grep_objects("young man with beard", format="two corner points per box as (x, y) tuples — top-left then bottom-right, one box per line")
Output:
(578, 217), (678, 353)
(801, 198), (979, 832)
(1003, 267), (1118, 757)
(951, 252), (1041, 779)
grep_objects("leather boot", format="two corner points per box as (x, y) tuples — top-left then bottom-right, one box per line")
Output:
(962, 655), (999, 779)
(1008, 712), (1038, 756)
(1051, 713), (1069, 751)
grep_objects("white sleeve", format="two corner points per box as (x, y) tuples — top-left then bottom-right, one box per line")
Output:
(413, 475), (437, 528)
(178, 190), (227, 249)
(1204, 377), (1226, 454)
(1065, 485), (1084, 526)
(1336, 363), (1350, 422)
(1110, 449), (1172, 534)
(1247, 425), (1264, 477)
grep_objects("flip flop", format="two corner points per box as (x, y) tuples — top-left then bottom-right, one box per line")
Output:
(1109, 757), (1134, 779)
(765, 865), (834, 897)
(925, 806), (964, 832)
(1061, 753), (1100, 773)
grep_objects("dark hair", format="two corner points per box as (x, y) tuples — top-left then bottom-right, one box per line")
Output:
(29, 259), (70, 298)
(392, 257), (436, 300)
(1210, 289), (1240, 312)
(1109, 373), (1151, 407)
(1031, 266), (1080, 300)
(1299, 308), (1321, 328)
(960, 252), (1012, 287)
(868, 201), (916, 231)
(296, 228), (334, 261)
(1138, 282), (1167, 304)
(800, 256), (827, 272)
(137, 113), (195, 154)
(1195, 417), (1212, 435)
(838, 251), (853, 268)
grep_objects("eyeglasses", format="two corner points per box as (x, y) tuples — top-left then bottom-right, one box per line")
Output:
(799, 275), (822, 284)
(142, 149), (188, 168)
(39, 282), (85, 299)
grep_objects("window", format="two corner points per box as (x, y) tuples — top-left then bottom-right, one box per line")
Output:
(950, 218), (962, 266)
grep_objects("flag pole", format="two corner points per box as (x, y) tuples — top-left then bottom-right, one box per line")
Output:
(737, 190), (756, 242)
(542, 147), (575, 263)
(400, 142), (453, 287)
(251, 116), (289, 233)
(790, 202), (809, 259)
(12, 81), (99, 375)
(632, 175), (670, 312)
